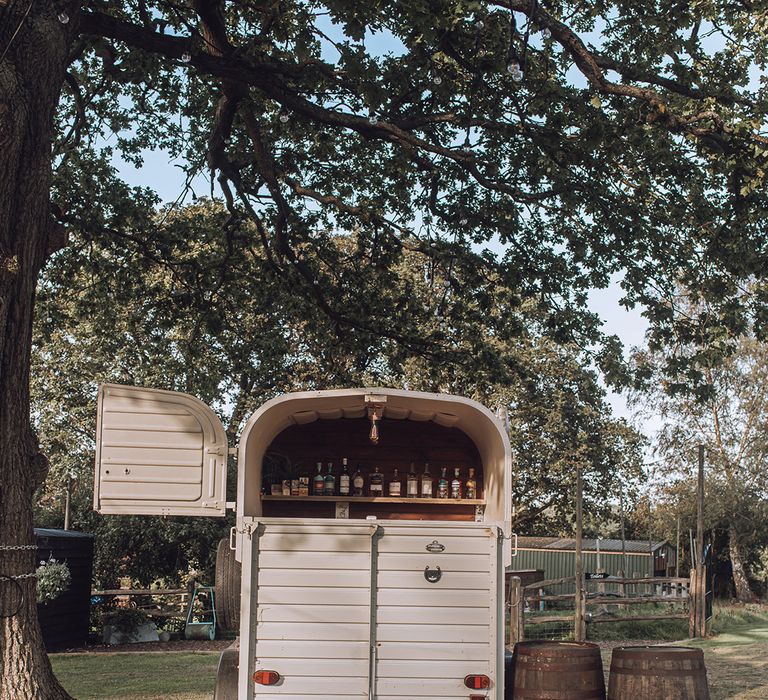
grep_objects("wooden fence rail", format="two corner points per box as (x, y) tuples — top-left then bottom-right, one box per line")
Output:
(507, 571), (701, 646)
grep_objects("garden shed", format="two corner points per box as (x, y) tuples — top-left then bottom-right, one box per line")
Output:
(35, 528), (94, 650)
(509, 536), (677, 592)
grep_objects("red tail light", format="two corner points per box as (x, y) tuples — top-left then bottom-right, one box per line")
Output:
(464, 674), (490, 689)
(253, 670), (280, 685)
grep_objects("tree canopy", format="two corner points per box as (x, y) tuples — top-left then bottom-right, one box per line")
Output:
(50, 0), (768, 390)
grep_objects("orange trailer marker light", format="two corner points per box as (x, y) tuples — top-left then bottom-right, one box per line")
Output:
(464, 674), (490, 689)
(252, 670), (280, 685)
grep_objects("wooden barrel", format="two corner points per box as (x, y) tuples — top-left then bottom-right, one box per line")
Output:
(607, 646), (709, 700)
(511, 641), (606, 699)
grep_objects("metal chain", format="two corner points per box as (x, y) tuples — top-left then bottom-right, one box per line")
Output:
(9, 573), (37, 580)
(0, 544), (38, 551)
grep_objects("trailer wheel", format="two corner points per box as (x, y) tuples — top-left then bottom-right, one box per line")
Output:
(215, 538), (241, 633)
(213, 646), (239, 700)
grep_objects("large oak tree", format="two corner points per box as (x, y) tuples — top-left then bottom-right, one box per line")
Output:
(2, 1), (768, 696)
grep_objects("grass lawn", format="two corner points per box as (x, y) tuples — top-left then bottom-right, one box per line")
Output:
(50, 652), (218, 700)
(685, 606), (768, 700)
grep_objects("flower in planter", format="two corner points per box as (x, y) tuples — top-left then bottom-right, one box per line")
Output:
(36, 559), (71, 604)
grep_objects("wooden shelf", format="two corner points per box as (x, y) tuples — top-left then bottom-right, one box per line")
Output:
(262, 495), (485, 506)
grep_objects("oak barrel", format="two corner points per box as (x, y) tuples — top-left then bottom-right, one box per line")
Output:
(607, 646), (709, 699)
(511, 641), (606, 699)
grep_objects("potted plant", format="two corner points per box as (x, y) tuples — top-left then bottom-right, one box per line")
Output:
(102, 607), (159, 645)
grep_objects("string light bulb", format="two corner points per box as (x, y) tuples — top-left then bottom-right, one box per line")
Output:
(476, 20), (485, 30)
(541, 27), (552, 39)
(181, 52), (192, 63)
(278, 110), (289, 123)
(368, 113), (379, 125)
(57, 11), (69, 23)
(459, 218), (468, 226)
(432, 75), (443, 85)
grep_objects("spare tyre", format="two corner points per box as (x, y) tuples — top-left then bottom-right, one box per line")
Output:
(215, 537), (241, 634)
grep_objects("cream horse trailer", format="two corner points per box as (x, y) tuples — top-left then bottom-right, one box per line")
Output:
(94, 385), (513, 699)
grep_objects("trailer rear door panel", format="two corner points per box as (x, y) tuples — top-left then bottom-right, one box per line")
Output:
(252, 522), (377, 698)
(375, 523), (496, 700)
(250, 520), (500, 699)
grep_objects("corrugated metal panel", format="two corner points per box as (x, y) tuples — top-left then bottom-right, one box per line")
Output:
(511, 549), (652, 594)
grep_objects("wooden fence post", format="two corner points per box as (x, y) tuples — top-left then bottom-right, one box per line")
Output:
(688, 568), (697, 638)
(509, 576), (524, 645)
(574, 571), (586, 641)
(697, 565), (708, 638)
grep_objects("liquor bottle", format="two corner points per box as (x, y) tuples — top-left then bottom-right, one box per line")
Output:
(421, 462), (434, 498)
(450, 467), (463, 499)
(388, 468), (402, 497)
(339, 458), (350, 496)
(369, 466), (384, 497)
(298, 468), (310, 497)
(352, 464), (365, 496)
(313, 462), (325, 496)
(465, 467), (477, 499)
(324, 462), (336, 496)
(437, 467), (449, 499)
(406, 462), (419, 498)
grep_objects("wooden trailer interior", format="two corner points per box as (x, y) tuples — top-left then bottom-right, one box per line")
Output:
(262, 416), (485, 521)
(236, 388), (511, 527)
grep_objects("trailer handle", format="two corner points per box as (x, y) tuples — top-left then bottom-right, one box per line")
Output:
(229, 526), (237, 551)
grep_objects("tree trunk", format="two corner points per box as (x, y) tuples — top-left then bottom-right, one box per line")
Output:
(0, 1), (73, 697)
(728, 527), (757, 603)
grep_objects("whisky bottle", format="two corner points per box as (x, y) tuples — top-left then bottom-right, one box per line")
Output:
(450, 467), (463, 499)
(298, 469), (310, 497)
(324, 462), (336, 496)
(313, 462), (325, 496)
(369, 466), (384, 497)
(406, 462), (419, 498)
(352, 464), (365, 496)
(339, 458), (350, 496)
(437, 467), (449, 499)
(388, 468), (402, 497)
(465, 467), (477, 499)
(421, 462), (434, 498)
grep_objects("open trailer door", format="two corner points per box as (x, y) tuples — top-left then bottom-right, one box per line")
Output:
(94, 384), (228, 517)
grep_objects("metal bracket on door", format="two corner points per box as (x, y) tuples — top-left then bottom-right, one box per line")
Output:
(424, 566), (442, 583)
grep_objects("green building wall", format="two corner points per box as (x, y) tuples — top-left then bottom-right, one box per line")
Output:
(510, 548), (653, 594)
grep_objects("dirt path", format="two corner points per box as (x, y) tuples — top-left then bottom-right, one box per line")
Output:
(598, 627), (768, 699)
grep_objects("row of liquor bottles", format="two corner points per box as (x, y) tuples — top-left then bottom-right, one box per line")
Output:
(266, 459), (480, 500)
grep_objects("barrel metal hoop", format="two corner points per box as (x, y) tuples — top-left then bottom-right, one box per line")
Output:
(610, 667), (705, 677)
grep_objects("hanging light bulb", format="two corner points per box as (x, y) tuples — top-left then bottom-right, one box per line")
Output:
(368, 113), (379, 125)
(476, 20), (485, 30)
(512, 69), (523, 82)
(541, 27), (552, 39)
(57, 11), (69, 24)
(507, 61), (519, 74)
(181, 52), (192, 63)
(278, 110), (290, 123)
(459, 218), (468, 226)
(432, 75), (443, 85)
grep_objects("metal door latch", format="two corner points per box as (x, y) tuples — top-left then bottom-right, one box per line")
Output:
(424, 566), (442, 583)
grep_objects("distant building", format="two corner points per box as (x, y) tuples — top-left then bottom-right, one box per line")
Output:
(509, 536), (677, 584)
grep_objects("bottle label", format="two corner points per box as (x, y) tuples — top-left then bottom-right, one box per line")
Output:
(370, 484), (383, 495)
(389, 483), (401, 497)
(340, 475), (350, 495)
(353, 476), (364, 490)
(451, 481), (461, 498)
(407, 480), (418, 496)
(466, 486), (476, 499)
(422, 482), (433, 497)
